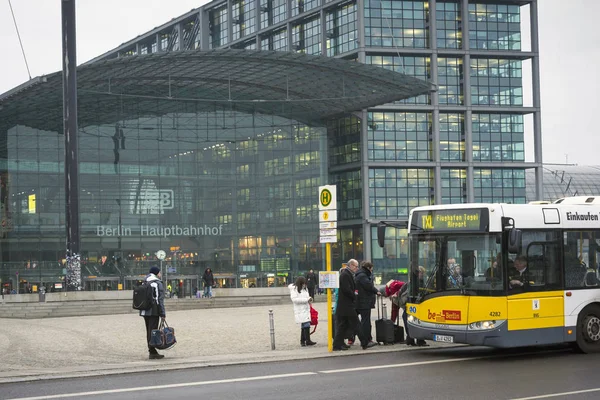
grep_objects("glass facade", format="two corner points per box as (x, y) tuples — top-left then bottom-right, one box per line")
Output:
(526, 165), (600, 203)
(1, 0), (542, 290)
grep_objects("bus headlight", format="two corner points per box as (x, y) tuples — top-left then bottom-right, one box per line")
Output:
(468, 320), (496, 330)
(407, 315), (420, 325)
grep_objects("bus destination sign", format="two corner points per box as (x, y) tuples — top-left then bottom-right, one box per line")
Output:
(412, 208), (489, 232)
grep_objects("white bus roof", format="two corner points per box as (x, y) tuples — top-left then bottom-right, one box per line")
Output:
(408, 201), (600, 232)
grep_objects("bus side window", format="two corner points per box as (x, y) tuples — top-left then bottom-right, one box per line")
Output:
(519, 231), (561, 291)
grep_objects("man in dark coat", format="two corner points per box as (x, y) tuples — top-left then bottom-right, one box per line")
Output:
(354, 260), (380, 347)
(139, 266), (166, 359)
(305, 269), (317, 298)
(333, 259), (369, 351)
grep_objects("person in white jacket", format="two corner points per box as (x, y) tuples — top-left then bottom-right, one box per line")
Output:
(289, 276), (316, 347)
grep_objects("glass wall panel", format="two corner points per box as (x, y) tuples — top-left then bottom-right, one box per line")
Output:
(371, 225), (409, 283)
(326, 1), (358, 56)
(209, 5), (229, 48)
(436, 1), (462, 49)
(439, 113), (465, 161)
(367, 112), (432, 162)
(365, 55), (430, 105)
(472, 113), (524, 162)
(0, 104), (338, 289)
(441, 168), (467, 204)
(292, 17), (321, 54)
(438, 57), (463, 105)
(232, 0), (257, 41)
(365, 0), (429, 48)
(469, 3), (521, 50)
(328, 116), (361, 167)
(470, 58), (523, 106)
(260, 0), (287, 29)
(474, 168), (526, 203)
(368, 168), (433, 219)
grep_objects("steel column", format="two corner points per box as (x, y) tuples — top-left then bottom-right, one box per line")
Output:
(530, 0), (543, 200)
(61, 0), (81, 291)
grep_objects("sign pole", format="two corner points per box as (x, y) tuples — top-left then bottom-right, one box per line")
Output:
(326, 242), (332, 352)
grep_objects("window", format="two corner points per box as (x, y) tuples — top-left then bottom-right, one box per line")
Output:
(470, 59), (523, 106)
(472, 114), (524, 162)
(368, 168), (433, 218)
(469, 3), (521, 50)
(564, 231), (600, 289)
(510, 231), (561, 292)
(326, 2), (358, 56)
(436, 1), (462, 49)
(367, 112), (432, 161)
(365, 0), (428, 48)
(438, 58), (463, 105)
(439, 113), (464, 161)
(366, 55), (430, 105)
(473, 168), (526, 204)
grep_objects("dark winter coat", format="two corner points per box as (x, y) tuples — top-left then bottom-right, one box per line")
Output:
(305, 271), (317, 289)
(335, 268), (357, 317)
(202, 270), (215, 287)
(354, 267), (378, 310)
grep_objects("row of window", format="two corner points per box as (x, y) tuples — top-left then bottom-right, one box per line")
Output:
(368, 167), (527, 218)
(122, 0), (527, 58)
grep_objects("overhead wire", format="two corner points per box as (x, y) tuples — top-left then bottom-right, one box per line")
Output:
(7, 0), (32, 80)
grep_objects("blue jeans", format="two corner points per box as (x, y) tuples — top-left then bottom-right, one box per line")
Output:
(203, 286), (213, 298)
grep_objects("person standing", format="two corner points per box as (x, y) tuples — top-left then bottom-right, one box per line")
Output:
(333, 259), (369, 351)
(354, 261), (379, 348)
(289, 276), (316, 347)
(305, 269), (317, 299)
(140, 266), (166, 360)
(202, 268), (215, 298)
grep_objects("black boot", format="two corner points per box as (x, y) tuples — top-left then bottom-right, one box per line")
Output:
(406, 336), (416, 346)
(304, 327), (316, 346)
(300, 328), (306, 347)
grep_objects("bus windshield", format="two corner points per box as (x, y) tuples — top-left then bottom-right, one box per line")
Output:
(409, 232), (504, 300)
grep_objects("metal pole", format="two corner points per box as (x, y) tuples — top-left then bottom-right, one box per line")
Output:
(268, 309), (275, 350)
(326, 242), (332, 352)
(62, 0), (81, 291)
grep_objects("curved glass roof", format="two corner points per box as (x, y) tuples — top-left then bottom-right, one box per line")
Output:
(0, 49), (431, 132)
(526, 164), (600, 202)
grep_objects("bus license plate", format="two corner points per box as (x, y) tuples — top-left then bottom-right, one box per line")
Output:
(433, 334), (454, 343)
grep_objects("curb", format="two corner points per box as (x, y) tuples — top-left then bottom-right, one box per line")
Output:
(0, 342), (464, 384)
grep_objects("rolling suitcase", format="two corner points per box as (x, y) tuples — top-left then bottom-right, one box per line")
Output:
(375, 296), (395, 345)
(394, 312), (405, 343)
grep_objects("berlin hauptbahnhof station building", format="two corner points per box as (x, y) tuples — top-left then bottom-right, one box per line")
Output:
(0, 0), (544, 293)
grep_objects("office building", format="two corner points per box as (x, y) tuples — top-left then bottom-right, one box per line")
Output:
(0, 0), (542, 291)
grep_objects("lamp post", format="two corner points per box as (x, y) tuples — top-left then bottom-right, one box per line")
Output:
(62, 0), (81, 290)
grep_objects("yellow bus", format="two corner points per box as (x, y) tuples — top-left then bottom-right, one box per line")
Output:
(383, 197), (600, 353)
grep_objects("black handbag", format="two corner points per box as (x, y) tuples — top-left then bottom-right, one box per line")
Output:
(149, 319), (177, 350)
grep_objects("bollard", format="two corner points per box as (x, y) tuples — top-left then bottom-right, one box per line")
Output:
(268, 309), (276, 350)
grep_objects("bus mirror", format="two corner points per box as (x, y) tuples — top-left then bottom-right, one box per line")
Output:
(508, 228), (522, 254)
(377, 223), (386, 248)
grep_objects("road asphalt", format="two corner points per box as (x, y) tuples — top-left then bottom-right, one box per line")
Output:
(0, 300), (455, 383)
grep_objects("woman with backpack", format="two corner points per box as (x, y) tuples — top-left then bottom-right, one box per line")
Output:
(288, 276), (316, 347)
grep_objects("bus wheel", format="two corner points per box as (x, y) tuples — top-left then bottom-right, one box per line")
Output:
(576, 304), (600, 353)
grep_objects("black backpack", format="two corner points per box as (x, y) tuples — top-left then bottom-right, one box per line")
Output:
(132, 281), (155, 310)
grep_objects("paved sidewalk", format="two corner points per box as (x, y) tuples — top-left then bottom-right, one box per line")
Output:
(0, 301), (455, 383)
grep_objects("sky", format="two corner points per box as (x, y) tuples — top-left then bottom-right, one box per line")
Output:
(0, 0), (598, 166)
